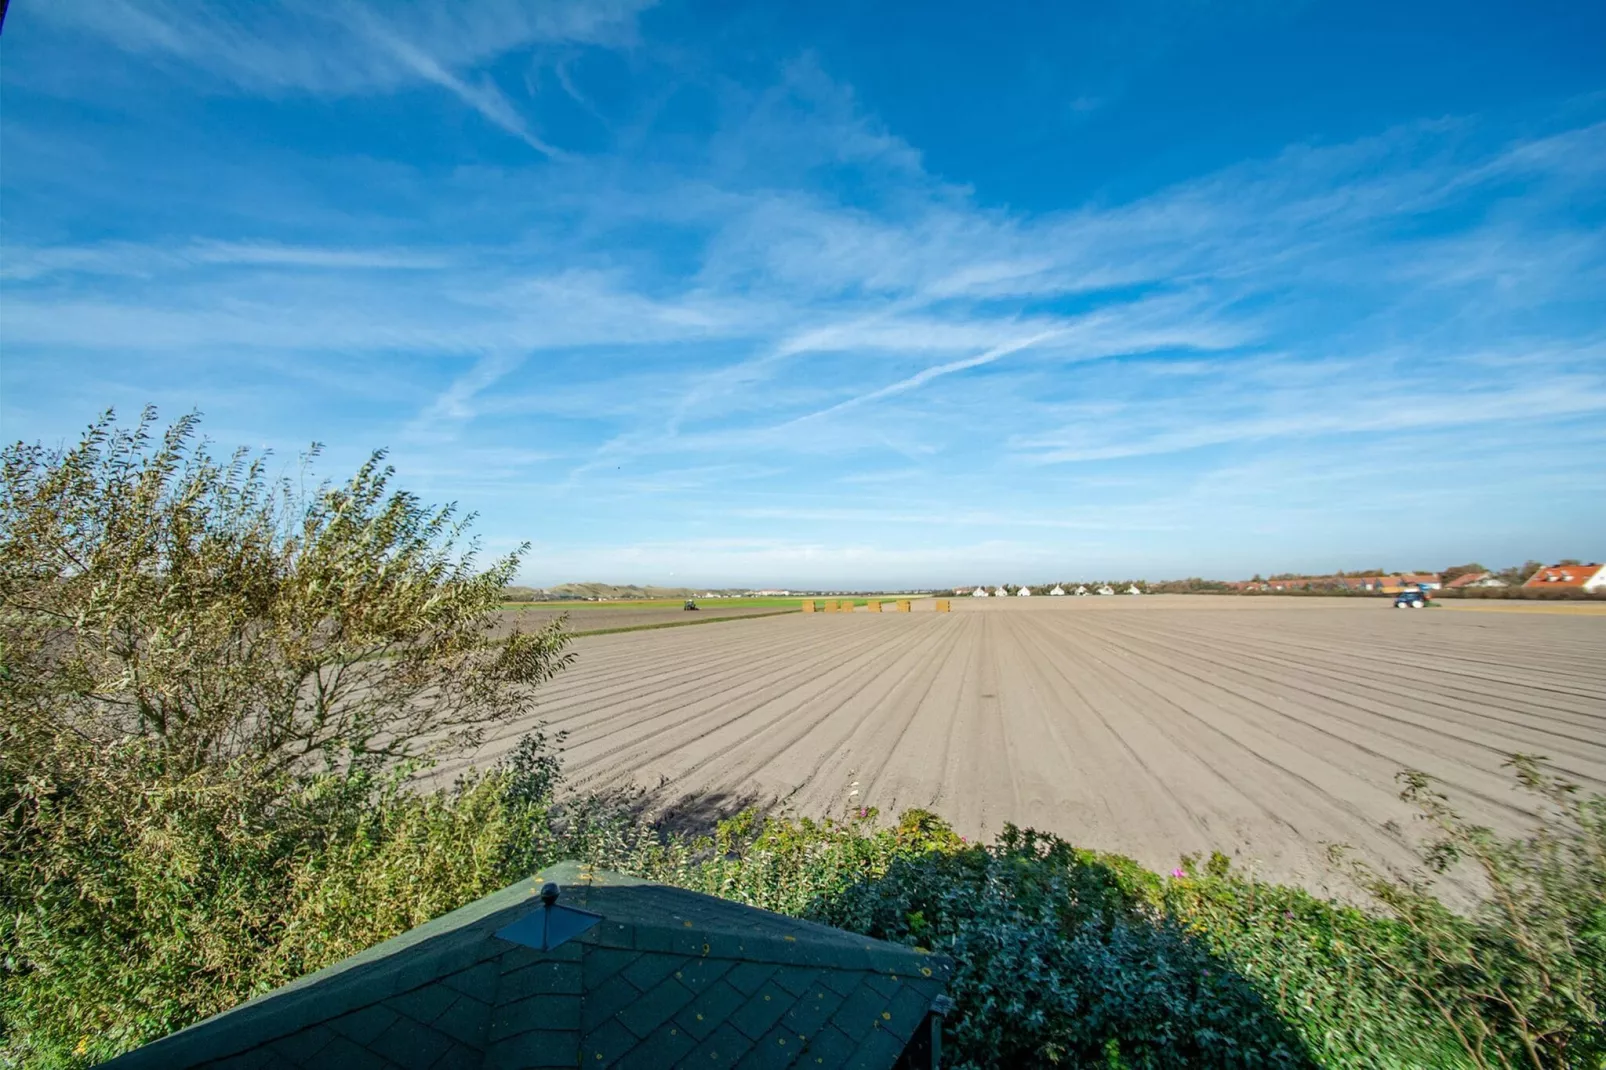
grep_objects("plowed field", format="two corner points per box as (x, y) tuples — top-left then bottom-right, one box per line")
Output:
(452, 596), (1606, 891)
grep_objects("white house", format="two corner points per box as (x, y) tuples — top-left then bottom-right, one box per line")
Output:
(1017, 586), (1032, 597)
(994, 586), (1008, 597)
(1074, 585), (1089, 596)
(1050, 585), (1066, 596)
(1097, 585), (1115, 596)
(971, 586), (989, 597)
(1126, 584), (1142, 595)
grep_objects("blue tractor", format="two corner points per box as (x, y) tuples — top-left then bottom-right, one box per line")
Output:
(1393, 587), (1430, 609)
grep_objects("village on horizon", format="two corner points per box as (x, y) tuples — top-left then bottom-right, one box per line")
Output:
(514, 561), (1606, 601)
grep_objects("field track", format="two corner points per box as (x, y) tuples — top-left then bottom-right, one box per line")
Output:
(450, 596), (1606, 892)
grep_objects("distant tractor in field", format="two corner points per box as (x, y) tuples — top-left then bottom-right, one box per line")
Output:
(683, 599), (699, 611)
(1393, 587), (1430, 609)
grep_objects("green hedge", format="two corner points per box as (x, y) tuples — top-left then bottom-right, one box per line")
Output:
(3, 741), (1601, 1069)
(1433, 586), (1606, 601)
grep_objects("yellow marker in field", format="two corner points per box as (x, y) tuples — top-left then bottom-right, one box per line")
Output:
(935, 599), (950, 613)
(802, 600), (815, 613)
(822, 600), (837, 612)
(866, 600), (882, 612)
(896, 599), (911, 612)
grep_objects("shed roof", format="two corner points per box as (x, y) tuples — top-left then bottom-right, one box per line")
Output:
(103, 862), (950, 1070)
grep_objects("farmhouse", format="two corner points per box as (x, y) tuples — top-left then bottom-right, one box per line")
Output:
(106, 863), (953, 1070)
(994, 586), (1008, 597)
(1050, 585), (1066, 596)
(1126, 585), (1142, 595)
(1446, 572), (1507, 590)
(1017, 586), (1032, 597)
(1524, 563), (1606, 591)
(971, 586), (989, 597)
(1075, 585), (1089, 596)
(1097, 585), (1115, 596)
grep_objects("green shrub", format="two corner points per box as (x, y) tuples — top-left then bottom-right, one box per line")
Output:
(1163, 864), (1468, 1068)
(1327, 758), (1606, 1069)
(806, 828), (1315, 1068)
(0, 409), (573, 1067)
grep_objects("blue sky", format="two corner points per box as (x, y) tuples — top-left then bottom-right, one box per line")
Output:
(2, 1), (1603, 588)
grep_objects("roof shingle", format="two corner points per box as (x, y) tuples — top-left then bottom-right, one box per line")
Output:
(103, 862), (951, 1070)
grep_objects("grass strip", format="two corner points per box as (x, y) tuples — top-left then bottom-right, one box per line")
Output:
(569, 608), (802, 637)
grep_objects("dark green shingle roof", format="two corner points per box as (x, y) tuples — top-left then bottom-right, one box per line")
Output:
(102, 862), (951, 1069)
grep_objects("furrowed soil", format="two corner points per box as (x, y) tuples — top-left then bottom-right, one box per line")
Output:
(451, 595), (1606, 893)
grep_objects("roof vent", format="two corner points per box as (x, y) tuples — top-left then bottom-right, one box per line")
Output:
(494, 881), (603, 951)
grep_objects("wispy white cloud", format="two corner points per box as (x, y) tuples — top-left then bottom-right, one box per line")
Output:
(38, 0), (650, 94)
(1014, 343), (1606, 464)
(29, 0), (651, 152)
(784, 331), (1066, 425)
(339, 8), (571, 158)
(1, 240), (449, 280)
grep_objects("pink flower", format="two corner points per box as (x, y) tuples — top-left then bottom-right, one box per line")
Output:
(1171, 868), (1186, 879)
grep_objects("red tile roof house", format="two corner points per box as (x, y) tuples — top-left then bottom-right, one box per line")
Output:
(1445, 572), (1506, 590)
(1523, 563), (1606, 591)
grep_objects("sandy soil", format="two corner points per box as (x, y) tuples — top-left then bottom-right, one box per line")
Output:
(451, 596), (1606, 893)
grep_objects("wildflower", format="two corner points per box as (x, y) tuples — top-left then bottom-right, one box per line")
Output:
(1171, 868), (1186, 879)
